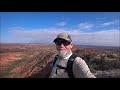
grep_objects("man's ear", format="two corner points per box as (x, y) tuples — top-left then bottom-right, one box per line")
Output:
(70, 42), (73, 48)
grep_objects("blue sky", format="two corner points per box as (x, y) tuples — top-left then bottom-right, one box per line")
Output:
(0, 12), (120, 46)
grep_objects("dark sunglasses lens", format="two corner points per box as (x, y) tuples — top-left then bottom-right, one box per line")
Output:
(64, 41), (70, 46)
(56, 40), (70, 46)
(56, 41), (61, 45)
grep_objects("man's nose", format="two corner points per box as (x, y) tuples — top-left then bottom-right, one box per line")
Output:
(59, 43), (64, 47)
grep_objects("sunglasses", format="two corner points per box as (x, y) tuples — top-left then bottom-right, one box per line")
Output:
(55, 40), (71, 46)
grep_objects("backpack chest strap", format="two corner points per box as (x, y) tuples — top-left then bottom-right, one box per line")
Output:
(56, 65), (67, 70)
(52, 54), (77, 78)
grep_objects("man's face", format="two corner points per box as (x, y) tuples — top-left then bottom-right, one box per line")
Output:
(55, 39), (73, 56)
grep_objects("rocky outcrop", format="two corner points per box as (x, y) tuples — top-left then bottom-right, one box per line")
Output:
(8, 49), (57, 78)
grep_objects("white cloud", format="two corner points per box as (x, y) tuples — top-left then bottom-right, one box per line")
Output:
(9, 28), (120, 46)
(72, 30), (120, 47)
(56, 22), (66, 26)
(78, 22), (94, 30)
(101, 19), (119, 26)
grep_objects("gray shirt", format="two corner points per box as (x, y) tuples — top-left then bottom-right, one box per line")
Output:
(49, 56), (96, 78)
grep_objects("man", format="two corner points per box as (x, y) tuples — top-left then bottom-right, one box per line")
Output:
(49, 32), (96, 78)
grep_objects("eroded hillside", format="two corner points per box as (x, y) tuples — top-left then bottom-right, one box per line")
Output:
(0, 44), (120, 78)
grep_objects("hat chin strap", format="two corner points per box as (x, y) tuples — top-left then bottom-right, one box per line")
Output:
(58, 50), (72, 60)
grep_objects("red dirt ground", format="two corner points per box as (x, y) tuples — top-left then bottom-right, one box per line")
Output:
(0, 52), (24, 66)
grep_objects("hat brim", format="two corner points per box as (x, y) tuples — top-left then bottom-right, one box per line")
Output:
(53, 38), (71, 43)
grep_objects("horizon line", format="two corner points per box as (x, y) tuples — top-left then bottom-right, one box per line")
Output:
(0, 42), (120, 47)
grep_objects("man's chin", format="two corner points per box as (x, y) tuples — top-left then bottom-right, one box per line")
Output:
(59, 50), (66, 53)
(58, 50), (67, 57)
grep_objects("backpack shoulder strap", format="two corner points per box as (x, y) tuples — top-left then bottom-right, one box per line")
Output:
(51, 54), (58, 68)
(67, 54), (77, 78)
